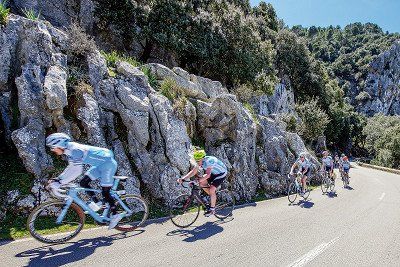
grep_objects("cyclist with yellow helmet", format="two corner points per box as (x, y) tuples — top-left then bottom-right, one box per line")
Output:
(178, 149), (227, 216)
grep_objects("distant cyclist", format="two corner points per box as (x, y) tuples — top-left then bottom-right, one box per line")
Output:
(46, 133), (123, 229)
(341, 156), (351, 178)
(334, 154), (340, 168)
(177, 149), (227, 216)
(321, 151), (334, 180)
(290, 153), (311, 194)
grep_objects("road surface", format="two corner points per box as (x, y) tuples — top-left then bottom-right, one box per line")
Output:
(2, 165), (400, 266)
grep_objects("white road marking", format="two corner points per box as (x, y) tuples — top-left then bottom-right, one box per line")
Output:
(379, 193), (386, 201)
(288, 237), (340, 267)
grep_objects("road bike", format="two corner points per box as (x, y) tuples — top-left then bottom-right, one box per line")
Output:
(341, 169), (350, 187)
(287, 173), (310, 203)
(169, 179), (235, 228)
(321, 171), (335, 194)
(27, 176), (148, 244)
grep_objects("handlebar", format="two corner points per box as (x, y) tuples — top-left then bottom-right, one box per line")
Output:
(180, 179), (199, 188)
(46, 182), (76, 199)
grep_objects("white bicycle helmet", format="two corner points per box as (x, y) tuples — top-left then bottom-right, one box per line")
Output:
(46, 133), (71, 149)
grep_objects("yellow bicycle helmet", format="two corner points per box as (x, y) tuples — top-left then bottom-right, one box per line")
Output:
(193, 149), (206, 161)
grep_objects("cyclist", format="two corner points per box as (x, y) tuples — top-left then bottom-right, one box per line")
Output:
(46, 133), (123, 229)
(321, 150), (334, 180)
(341, 156), (351, 179)
(177, 149), (227, 217)
(334, 154), (340, 168)
(289, 152), (310, 194)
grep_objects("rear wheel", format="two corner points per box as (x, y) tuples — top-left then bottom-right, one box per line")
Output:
(169, 194), (200, 228)
(27, 200), (85, 244)
(214, 190), (235, 219)
(321, 177), (329, 194)
(287, 183), (298, 203)
(115, 195), (149, 232)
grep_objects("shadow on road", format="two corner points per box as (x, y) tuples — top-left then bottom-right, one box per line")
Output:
(289, 200), (314, 209)
(327, 191), (338, 198)
(166, 220), (229, 242)
(15, 230), (144, 267)
(344, 186), (354, 190)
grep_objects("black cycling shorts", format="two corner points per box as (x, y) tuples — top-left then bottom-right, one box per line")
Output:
(301, 167), (311, 177)
(208, 173), (226, 187)
(325, 166), (333, 172)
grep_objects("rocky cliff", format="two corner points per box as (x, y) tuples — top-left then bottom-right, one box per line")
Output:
(357, 41), (400, 116)
(0, 15), (317, 219)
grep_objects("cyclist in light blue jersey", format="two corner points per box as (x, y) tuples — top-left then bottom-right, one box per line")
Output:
(290, 152), (311, 194)
(178, 149), (227, 216)
(322, 150), (334, 180)
(46, 133), (123, 229)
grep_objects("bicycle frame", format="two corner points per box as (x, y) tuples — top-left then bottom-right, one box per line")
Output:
(56, 178), (132, 224)
(184, 183), (209, 208)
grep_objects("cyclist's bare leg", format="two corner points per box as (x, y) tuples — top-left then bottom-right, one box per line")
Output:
(301, 176), (307, 192)
(199, 179), (210, 195)
(209, 185), (217, 208)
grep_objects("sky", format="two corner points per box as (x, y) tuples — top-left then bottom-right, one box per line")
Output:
(250, 0), (400, 33)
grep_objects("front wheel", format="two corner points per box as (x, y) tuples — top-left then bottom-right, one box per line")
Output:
(27, 200), (85, 244)
(288, 183), (298, 203)
(115, 194), (149, 232)
(169, 194), (200, 228)
(214, 190), (235, 220)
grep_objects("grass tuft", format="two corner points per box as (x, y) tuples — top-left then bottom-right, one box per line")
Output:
(21, 8), (40, 21)
(0, 0), (9, 25)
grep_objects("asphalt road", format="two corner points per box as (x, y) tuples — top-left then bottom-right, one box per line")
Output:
(2, 165), (400, 267)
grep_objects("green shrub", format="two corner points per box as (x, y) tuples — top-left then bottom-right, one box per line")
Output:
(101, 51), (140, 68)
(159, 78), (184, 101)
(0, 0), (9, 25)
(22, 8), (40, 21)
(141, 66), (158, 89)
(243, 103), (259, 123)
(296, 98), (330, 144)
(363, 114), (400, 169)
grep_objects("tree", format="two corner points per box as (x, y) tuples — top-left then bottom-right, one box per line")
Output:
(296, 99), (330, 144)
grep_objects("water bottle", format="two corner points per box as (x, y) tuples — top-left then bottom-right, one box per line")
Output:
(88, 201), (101, 212)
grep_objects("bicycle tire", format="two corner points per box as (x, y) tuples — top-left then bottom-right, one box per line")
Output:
(214, 190), (235, 220)
(115, 194), (149, 232)
(287, 183), (298, 203)
(27, 200), (85, 244)
(321, 178), (329, 194)
(302, 187), (311, 200)
(169, 194), (200, 228)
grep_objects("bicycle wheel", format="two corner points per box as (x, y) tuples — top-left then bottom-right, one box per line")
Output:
(115, 195), (149, 232)
(169, 194), (200, 228)
(27, 200), (85, 244)
(287, 183), (298, 203)
(302, 186), (311, 200)
(321, 178), (329, 194)
(214, 190), (235, 219)
(330, 179), (335, 191)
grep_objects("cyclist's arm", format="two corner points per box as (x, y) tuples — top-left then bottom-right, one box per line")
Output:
(198, 167), (212, 183)
(58, 162), (83, 184)
(180, 166), (198, 181)
(58, 149), (84, 184)
(290, 162), (298, 174)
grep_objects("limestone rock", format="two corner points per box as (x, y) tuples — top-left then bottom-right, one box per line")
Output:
(359, 41), (400, 116)
(145, 63), (207, 99)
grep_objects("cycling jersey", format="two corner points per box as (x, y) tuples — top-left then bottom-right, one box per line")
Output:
(342, 160), (350, 170)
(296, 158), (311, 171)
(202, 156), (227, 178)
(59, 142), (117, 187)
(322, 156), (333, 167)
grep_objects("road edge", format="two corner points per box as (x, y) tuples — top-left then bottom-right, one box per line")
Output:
(356, 161), (400, 175)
